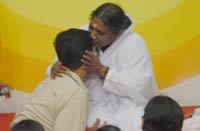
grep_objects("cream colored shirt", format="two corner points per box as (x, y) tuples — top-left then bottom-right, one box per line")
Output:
(12, 72), (88, 131)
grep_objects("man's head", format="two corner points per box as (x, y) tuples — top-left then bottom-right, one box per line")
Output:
(96, 125), (121, 131)
(54, 28), (93, 70)
(142, 95), (183, 131)
(89, 3), (131, 47)
(11, 119), (44, 131)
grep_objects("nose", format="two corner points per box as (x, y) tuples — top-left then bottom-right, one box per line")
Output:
(90, 31), (97, 40)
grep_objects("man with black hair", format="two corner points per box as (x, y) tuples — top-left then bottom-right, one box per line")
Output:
(11, 119), (44, 131)
(142, 95), (183, 131)
(11, 29), (93, 131)
(96, 125), (121, 131)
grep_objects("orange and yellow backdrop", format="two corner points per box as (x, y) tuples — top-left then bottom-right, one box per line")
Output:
(0, 0), (200, 108)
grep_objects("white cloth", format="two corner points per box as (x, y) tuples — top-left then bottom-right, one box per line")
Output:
(12, 72), (88, 131)
(47, 18), (159, 131)
(183, 108), (200, 131)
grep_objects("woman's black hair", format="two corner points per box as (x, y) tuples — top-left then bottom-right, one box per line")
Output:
(91, 3), (131, 34)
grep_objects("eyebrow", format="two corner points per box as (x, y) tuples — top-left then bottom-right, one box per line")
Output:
(89, 24), (105, 35)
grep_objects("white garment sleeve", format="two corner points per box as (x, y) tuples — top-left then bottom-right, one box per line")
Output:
(46, 56), (58, 77)
(103, 34), (158, 104)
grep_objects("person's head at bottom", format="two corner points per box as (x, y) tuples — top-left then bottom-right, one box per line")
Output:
(142, 95), (183, 131)
(96, 125), (121, 131)
(11, 119), (44, 131)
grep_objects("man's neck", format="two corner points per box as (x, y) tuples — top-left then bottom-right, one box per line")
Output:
(74, 68), (86, 81)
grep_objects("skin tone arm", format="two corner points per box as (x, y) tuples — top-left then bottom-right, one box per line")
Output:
(50, 51), (108, 79)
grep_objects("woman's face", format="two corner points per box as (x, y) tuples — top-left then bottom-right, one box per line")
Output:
(89, 17), (117, 47)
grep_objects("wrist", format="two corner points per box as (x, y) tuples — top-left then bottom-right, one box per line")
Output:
(99, 66), (109, 79)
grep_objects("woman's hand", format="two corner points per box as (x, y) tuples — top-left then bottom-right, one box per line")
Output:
(81, 51), (108, 78)
(86, 118), (107, 131)
(51, 61), (68, 79)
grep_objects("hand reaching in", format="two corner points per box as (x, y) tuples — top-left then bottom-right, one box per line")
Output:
(86, 118), (107, 131)
(51, 61), (68, 79)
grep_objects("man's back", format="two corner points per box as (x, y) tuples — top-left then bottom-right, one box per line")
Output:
(12, 72), (88, 131)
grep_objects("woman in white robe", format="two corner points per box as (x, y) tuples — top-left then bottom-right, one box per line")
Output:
(47, 3), (159, 131)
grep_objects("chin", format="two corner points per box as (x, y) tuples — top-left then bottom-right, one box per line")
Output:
(93, 42), (101, 47)
(92, 40), (98, 44)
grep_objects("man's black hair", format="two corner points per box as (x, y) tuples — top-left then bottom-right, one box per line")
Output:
(11, 119), (44, 131)
(54, 28), (93, 70)
(96, 125), (121, 131)
(91, 3), (131, 34)
(143, 95), (183, 131)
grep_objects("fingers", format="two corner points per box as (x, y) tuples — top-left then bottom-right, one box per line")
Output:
(57, 61), (68, 73)
(56, 61), (69, 72)
(93, 118), (100, 128)
(51, 71), (64, 79)
(101, 121), (107, 127)
(86, 118), (101, 131)
(81, 54), (94, 68)
(81, 58), (92, 67)
(82, 53), (94, 65)
(82, 51), (99, 66)
(82, 54), (92, 62)
(85, 50), (97, 58)
(60, 66), (68, 74)
(85, 118), (108, 131)
(51, 61), (69, 79)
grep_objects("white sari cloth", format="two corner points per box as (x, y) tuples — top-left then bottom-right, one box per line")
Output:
(85, 22), (159, 131)
(47, 18), (159, 131)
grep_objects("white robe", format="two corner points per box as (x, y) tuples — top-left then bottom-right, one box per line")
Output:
(47, 19), (159, 131)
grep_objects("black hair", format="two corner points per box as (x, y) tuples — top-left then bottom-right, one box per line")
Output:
(96, 125), (121, 131)
(143, 95), (183, 131)
(54, 28), (93, 70)
(11, 119), (44, 131)
(91, 3), (131, 34)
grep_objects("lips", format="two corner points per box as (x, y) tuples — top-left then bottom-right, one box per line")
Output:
(92, 39), (98, 44)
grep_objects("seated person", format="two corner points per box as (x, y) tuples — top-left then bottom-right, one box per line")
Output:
(142, 95), (184, 131)
(11, 119), (44, 131)
(11, 29), (93, 131)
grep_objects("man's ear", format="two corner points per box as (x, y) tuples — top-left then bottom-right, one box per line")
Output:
(141, 118), (144, 130)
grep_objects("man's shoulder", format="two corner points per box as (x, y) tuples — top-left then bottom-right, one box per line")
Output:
(34, 75), (77, 92)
